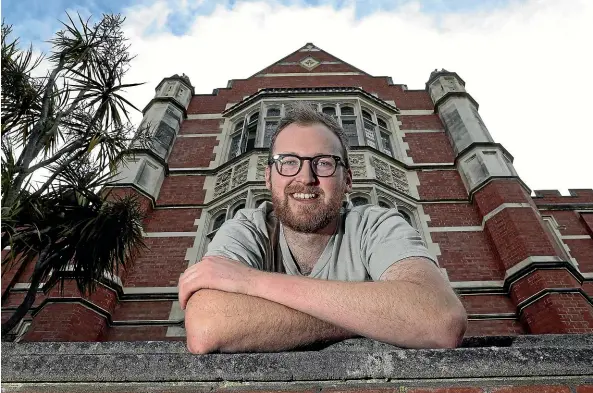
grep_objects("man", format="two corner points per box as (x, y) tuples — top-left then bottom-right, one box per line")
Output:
(178, 103), (467, 354)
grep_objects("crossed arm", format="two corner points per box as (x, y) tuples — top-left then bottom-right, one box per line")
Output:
(179, 256), (468, 354)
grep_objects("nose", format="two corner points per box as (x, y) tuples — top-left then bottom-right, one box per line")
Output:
(294, 159), (317, 184)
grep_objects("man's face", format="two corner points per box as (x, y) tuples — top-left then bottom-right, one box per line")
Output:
(265, 123), (352, 233)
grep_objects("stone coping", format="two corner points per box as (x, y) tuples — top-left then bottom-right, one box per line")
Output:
(2, 334), (593, 383)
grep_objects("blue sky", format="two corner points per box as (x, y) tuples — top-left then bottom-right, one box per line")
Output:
(1, 0), (591, 192)
(3, 0), (517, 43)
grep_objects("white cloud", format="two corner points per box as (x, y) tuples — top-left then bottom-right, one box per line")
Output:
(119, 0), (593, 193)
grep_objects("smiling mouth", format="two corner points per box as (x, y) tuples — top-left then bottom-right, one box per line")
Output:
(291, 193), (319, 200)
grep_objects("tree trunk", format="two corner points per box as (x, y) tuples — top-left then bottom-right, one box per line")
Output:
(1, 269), (43, 340)
(1, 241), (53, 341)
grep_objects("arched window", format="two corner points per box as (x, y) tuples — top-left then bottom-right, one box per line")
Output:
(267, 107), (280, 117)
(231, 203), (245, 218)
(322, 106), (336, 116)
(207, 212), (227, 240)
(399, 210), (414, 227)
(340, 106), (354, 116)
(378, 200), (392, 208)
(351, 196), (369, 206)
(362, 110), (373, 121)
(228, 121), (244, 159)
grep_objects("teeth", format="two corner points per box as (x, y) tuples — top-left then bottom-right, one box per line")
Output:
(292, 193), (318, 199)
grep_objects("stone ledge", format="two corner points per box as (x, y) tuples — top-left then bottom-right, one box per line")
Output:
(2, 335), (592, 384)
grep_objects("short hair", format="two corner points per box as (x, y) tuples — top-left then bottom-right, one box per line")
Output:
(268, 102), (350, 168)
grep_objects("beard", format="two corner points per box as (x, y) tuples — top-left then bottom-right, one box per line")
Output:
(272, 182), (344, 233)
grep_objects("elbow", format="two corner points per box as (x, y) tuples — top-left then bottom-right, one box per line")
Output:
(436, 307), (468, 349)
(186, 318), (219, 354)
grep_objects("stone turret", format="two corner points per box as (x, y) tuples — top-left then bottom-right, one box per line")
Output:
(112, 74), (194, 200)
(426, 69), (518, 192)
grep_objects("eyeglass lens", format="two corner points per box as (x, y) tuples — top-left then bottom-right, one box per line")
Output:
(277, 155), (337, 177)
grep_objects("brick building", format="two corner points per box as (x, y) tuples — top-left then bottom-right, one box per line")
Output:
(2, 43), (593, 391)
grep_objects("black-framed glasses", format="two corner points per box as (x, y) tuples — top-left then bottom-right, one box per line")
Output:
(268, 154), (347, 177)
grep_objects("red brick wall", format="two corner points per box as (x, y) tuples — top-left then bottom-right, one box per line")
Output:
(465, 319), (525, 336)
(581, 213), (593, 236)
(112, 301), (174, 321)
(510, 270), (581, 305)
(188, 75), (434, 114)
(24, 303), (107, 341)
(521, 292), (593, 334)
(417, 171), (467, 200)
(583, 281), (593, 297)
(460, 294), (515, 314)
(473, 180), (531, 217)
(533, 189), (593, 205)
(143, 208), (201, 232)
(399, 115), (444, 130)
(403, 132), (455, 163)
(423, 204), (482, 227)
(547, 211), (589, 236)
(179, 119), (222, 134)
(263, 63), (360, 74)
(123, 237), (194, 287)
(431, 231), (503, 281)
(168, 136), (219, 168)
(484, 208), (557, 270)
(101, 325), (174, 341)
(156, 175), (206, 205)
(564, 239), (593, 273)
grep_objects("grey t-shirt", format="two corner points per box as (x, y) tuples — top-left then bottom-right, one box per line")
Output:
(204, 202), (436, 281)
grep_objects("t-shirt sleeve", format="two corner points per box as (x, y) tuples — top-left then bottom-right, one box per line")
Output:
(203, 213), (265, 270)
(361, 207), (437, 280)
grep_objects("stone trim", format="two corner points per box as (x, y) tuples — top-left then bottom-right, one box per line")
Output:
(451, 280), (504, 289)
(143, 232), (197, 237)
(398, 110), (435, 115)
(482, 202), (533, 224)
(259, 72), (363, 77)
(561, 235), (591, 240)
(429, 226), (483, 232)
(3, 335), (592, 383)
(122, 287), (178, 295)
(186, 114), (223, 120)
(504, 256), (563, 280)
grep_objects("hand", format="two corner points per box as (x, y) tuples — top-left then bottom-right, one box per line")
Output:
(178, 256), (261, 310)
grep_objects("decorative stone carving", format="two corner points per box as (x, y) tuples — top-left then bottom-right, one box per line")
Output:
(256, 156), (268, 181)
(214, 168), (232, 197)
(390, 166), (409, 194)
(300, 56), (320, 71)
(231, 160), (249, 189)
(371, 157), (393, 187)
(349, 154), (366, 178)
(371, 157), (410, 195)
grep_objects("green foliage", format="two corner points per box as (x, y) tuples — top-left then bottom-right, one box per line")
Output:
(1, 13), (151, 339)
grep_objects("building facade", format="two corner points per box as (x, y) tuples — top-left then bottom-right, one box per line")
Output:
(2, 43), (593, 342)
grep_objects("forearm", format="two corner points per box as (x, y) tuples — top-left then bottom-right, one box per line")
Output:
(249, 274), (466, 349)
(185, 289), (356, 354)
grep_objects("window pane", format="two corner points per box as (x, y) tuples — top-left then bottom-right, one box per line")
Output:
(342, 119), (359, 147)
(341, 106), (354, 116)
(250, 112), (259, 124)
(351, 196), (369, 206)
(245, 123), (257, 152)
(362, 110), (372, 120)
(363, 120), (377, 148)
(322, 106), (336, 116)
(232, 203), (245, 218)
(263, 121), (278, 147)
(399, 210), (413, 226)
(381, 131), (393, 156)
(228, 133), (242, 159)
(378, 201), (391, 208)
(267, 108), (280, 117)
(377, 118), (387, 129)
(212, 213), (226, 231)
(235, 121), (244, 131)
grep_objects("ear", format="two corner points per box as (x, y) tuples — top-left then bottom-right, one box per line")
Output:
(265, 166), (272, 190)
(344, 167), (353, 193)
